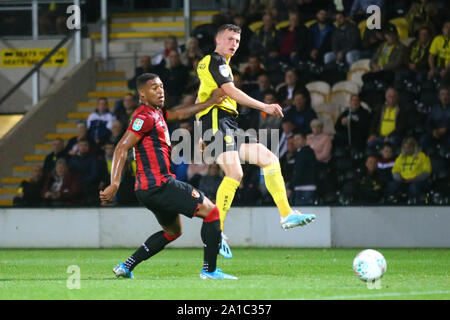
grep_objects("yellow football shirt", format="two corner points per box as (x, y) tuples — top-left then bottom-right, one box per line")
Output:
(392, 152), (431, 180)
(379, 106), (398, 137)
(429, 35), (450, 68)
(196, 52), (237, 119)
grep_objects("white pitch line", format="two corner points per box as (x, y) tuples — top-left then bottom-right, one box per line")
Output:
(313, 290), (450, 300)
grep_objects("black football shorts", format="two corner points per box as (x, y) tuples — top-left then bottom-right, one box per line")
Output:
(135, 177), (205, 226)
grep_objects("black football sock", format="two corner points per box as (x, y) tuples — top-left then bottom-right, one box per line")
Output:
(124, 230), (180, 271)
(201, 206), (221, 273)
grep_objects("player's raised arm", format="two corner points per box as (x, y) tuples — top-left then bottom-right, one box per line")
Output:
(166, 88), (226, 122)
(99, 130), (141, 201)
(220, 82), (284, 117)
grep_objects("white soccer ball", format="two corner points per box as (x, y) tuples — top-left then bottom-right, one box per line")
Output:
(352, 249), (387, 282)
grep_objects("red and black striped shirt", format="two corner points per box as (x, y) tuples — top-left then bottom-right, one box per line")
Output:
(127, 104), (175, 190)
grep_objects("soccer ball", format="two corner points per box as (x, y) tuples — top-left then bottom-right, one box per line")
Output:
(352, 249), (387, 282)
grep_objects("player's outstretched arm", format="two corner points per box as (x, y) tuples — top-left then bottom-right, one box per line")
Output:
(99, 131), (141, 202)
(221, 82), (284, 117)
(166, 88), (226, 122)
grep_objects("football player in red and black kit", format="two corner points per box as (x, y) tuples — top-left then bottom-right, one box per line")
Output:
(100, 73), (237, 280)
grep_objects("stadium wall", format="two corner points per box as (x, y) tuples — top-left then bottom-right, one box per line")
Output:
(0, 207), (448, 248)
(0, 58), (95, 180)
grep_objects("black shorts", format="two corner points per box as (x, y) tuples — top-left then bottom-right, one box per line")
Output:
(135, 177), (205, 226)
(199, 107), (258, 158)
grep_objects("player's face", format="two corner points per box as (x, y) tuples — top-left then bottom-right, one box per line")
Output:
(216, 30), (240, 57)
(140, 77), (165, 108)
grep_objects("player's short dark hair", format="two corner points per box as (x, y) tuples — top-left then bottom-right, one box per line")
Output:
(136, 73), (159, 89)
(216, 24), (241, 36)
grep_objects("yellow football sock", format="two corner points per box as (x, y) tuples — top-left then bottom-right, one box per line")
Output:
(263, 161), (292, 217)
(216, 176), (240, 231)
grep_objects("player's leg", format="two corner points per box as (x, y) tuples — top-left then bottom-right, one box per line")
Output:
(239, 143), (316, 229)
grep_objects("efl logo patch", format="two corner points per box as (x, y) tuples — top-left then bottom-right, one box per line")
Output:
(219, 64), (229, 77)
(192, 189), (200, 199)
(132, 118), (144, 131)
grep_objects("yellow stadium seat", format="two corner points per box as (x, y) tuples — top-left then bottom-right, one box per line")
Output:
(305, 19), (317, 28)
(249, 21), (263, 32)
(389, 17), (409, 41)
(275, 20), (289, 30)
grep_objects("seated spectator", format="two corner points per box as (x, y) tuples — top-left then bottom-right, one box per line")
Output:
(324, 11), (361, 66)
(108, 120), (125, 146)
(406, 0), (439, 37)
(234, 164), (262, 206)
(307, 119), (333, 165)
(367, 88), (408, 152)
(68, 138), (102, 206)
(276, 69), (311, 106)
(232, 15), (254, 64)
(285, 92), (317, 135)
(361, 14), (394, 57)
(165, 49), (189, 107)
(428, 21), (450, 81)
(250, 73), (273, 102)
(242, 55), (265, 91)
(308, 9), (336, 64)
(402, 26), (432, 83)
(354, 156), (384, 204)
(13, 166), (44, 207)
(420, 86), (450, 153)
(42, 158), (81, 206)
(65, 121), (96, 156)
(198, 164), (223, 200)
(180, 37), (203, 68)
(114, 93), (137, 128)
(288, 132), (317, 205)
(249, 13), (282, 57)
(334, 94), (371, 151)
(279, 11), (311, 65)
(377, 142), (396, 184)
(280, 136), (296, 187)
(43, 138), (68, 178)
(87, 97), (116, 146)
(152, 36), (183, 67)
(278, 118), (296, 158)
(365, 26), (407, 86)
(259, 90), (282, 131)
(185, 57), (202, 94)
(186, 162), (209, 188)
(128, 56), (168, 90)
(386, 137), (432, 202)
(193, 13), (227, 54)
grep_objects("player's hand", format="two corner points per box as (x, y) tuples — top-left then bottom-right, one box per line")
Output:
(209, 88), (227, 105)
(263, 103), (284, 118)
(99, 184), (118, 202)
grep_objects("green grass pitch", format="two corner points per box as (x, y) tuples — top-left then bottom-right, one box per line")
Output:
(0, 248), (449, 300)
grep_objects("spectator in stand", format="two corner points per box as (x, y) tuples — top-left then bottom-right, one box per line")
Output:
(366, 26), (407, 86)
(198, 164), (223, 200)
(42, 158), (81, 206)
(406, 0), (439, 37)
(377, 142), (395, 184)
(65, 121), (95, 156)
(152, 36), (183, 67)
(307, 119), (333, 166)
(180, 37), (203, 68)
(386, 137), (432, 202)
(128, 56), (168, 90)
(308, 9), (336, 64)
(280, 136), (297, 187)
(234, 164), (263, 206)
(68, 138), (101, 206)
(286, 91), (317, 135)
(13, 166), (44, 207)
(278, 118), (296, 159)
(250, 73), (273, 102)
(165, 49), (189, 107)
(259, 90), (282, 131)
(186, 162), (209, 189)
(43, 138), (68, 178)
(242, 55), (265, 91)
(108, 120), (125, 146)
(324, 11), (361, 66)
(276, 69), (311, 106)
(420, 86), (450, 153)
(249, 12), (282, 56)
(288, 132), (317, 205)
(334, 94), (371, 152)
(232, 15), (254, 64)
(279, 11), (311, 66)
(114, 93), (137, 128)
(428, 21), (450, 81)
(403, 26), (432, 83)
(361, 14), (394, 57)
(87, 97), (116, 146)
(354, 156), (384, 204)
(367, 88), (408, 152)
